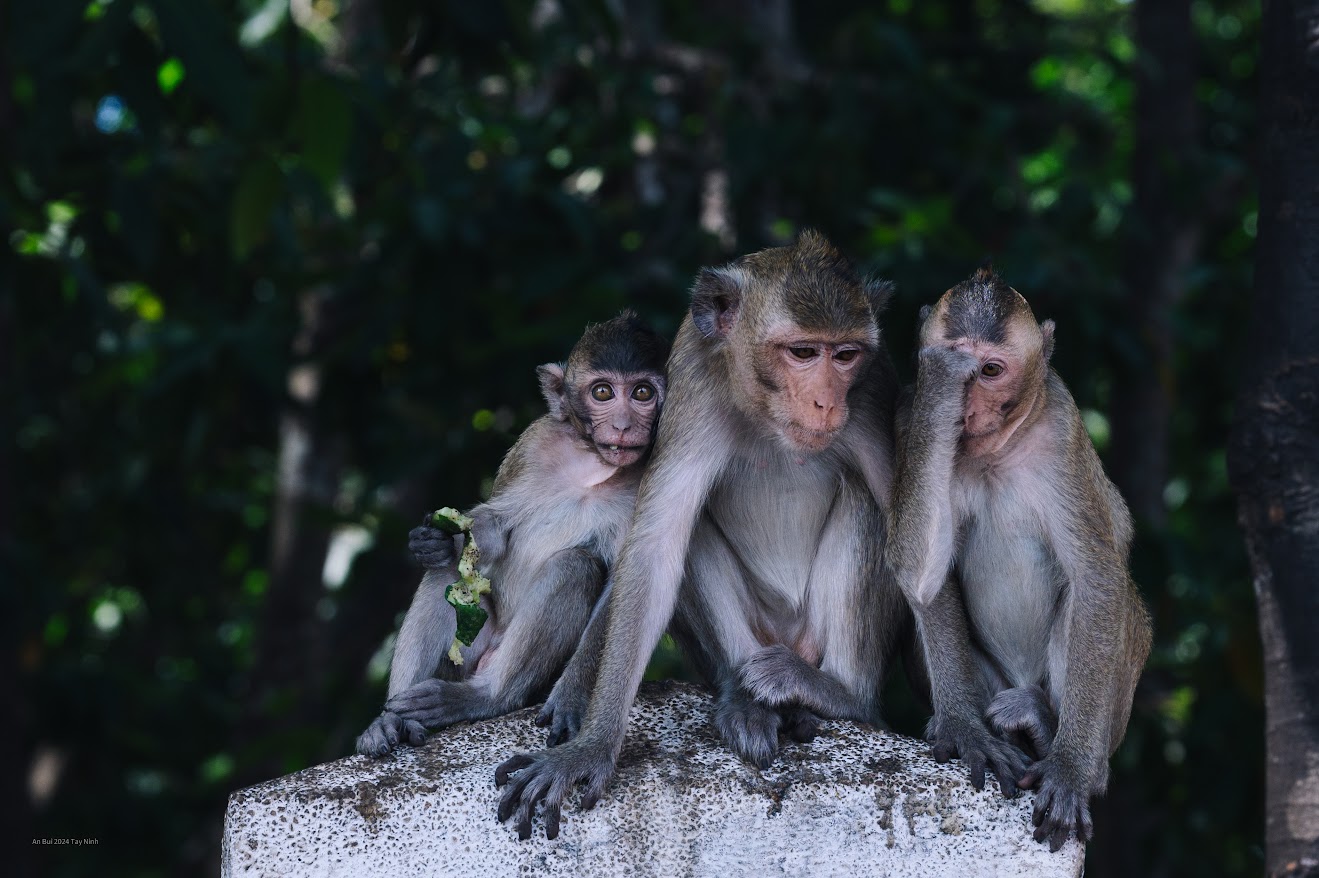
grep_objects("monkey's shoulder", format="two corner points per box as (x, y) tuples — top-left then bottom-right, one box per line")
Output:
(489, 416), (642, 506)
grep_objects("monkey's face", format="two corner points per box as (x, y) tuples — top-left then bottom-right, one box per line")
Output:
(953, 334), (1040, 443)
(567, 370), (665, 468)
(922, 281), (1052, 456)
(743, 325), (870, 453)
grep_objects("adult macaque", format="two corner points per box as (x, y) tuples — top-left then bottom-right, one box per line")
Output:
(495, 230), (908, 839)
(356, 312), (669, 757)
(888, 268), (1152, 851)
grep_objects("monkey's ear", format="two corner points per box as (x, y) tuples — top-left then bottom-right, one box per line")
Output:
(690, 267), (745, 340)
(1040, 319), (1056, 362)
(537, 363), (568, 420)
(917, 304), (933, 326)
(865, 277), (895, 318)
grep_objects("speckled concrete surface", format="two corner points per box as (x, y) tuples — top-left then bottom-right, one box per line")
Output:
(223, 681), (1083, 878)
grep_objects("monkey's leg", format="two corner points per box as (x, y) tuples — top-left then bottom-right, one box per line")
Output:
(387, 548), (605, 730)
(1023, 542), (1152, 850)
(1012, 540), (1150, 848)
(671, 523), (786, 768)
(537, 580), (612, 746)
(356, 562), (460, 757)
(915, 576), (1028, 797)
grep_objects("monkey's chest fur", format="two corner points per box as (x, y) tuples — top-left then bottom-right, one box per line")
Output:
(705, 444), (850, 618)
(483, 451), (638, 613)
(953, 470), (1066, 690)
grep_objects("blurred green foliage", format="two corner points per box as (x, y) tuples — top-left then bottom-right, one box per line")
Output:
(2, 0), (1260, 875)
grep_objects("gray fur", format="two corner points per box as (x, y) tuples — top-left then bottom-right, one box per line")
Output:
(495, 232), (908, 839)
(358, 316), (666, 758)
(888, 279), (1153, 852)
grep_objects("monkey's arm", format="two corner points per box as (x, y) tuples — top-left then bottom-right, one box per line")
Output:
(495, 369), (732, 839)
(1022, 430), (1152, 851)
(537, 579), (612, 746)
(888, 347), (977, 606)
(913, 575), (1027, 796)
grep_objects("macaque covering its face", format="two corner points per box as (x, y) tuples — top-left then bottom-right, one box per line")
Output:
(920, 268), (1055, 456)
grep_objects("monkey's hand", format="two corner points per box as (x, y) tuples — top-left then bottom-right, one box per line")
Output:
(926, 712), (1028, 799)
(495, 739), (616, 840)
(1017, 757), (1093, 852)
(737, 644), (861, 722)
(916, 345), (981, 408)
(917, 344), (981, 385)
(408, 521), (458, 570)
(385, 679), (464, 730)
(536, 677), (589, 747)
(355, 710), (427, 758)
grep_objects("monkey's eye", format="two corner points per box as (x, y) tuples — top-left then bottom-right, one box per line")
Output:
(981, 362), (1004, 378)
(632, 383), (655, 402)
(789, 346), (818, 360)
(591, 383), (615, 401)
(834, 349), (860, 363)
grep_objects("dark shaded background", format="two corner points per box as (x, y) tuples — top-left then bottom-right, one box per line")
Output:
(2, 1), (1261, 875)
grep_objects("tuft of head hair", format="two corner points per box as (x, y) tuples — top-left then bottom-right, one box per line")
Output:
(942, 268), (1035, 345)
(568, 310), (670, 376)
(763, 229), (875, 335)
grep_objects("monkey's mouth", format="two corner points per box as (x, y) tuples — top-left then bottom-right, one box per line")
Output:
(783, 422), (839, 453)
(595, 443), (648, 466)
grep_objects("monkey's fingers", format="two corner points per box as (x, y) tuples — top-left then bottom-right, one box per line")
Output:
(545, 801), (561, 840)
(930, 740), (957, 763)
(991, 758), (1022, 800)
(355, 711), (403, 758)
(385, 679), (447, 718)
(964, 752), (988, 792)
(495, 753), (536, 788)
(1075, 802), (1094, 843)
(497, 769), (540, 830)
(782, 708), (821, 743)
(1017, 766), (1044, 791)
(580, 769), (610, 811)
(401, 719), (427, 748)
(986, 740), (1027, 799)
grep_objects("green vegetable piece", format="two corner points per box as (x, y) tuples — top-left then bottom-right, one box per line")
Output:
(431, 506), (472, 535)
(427, 505), (491, 664)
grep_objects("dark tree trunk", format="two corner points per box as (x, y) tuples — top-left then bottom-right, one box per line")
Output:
(236, 288), (346, 777)
(1109, 0), (1199, 529)
(1228, 2), (1319, 876)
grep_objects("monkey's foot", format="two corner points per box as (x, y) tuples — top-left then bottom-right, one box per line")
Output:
(536, 682), (588, 747)
(1018, 758), (1093, 852)
(925, 712), (1027, 798)
(495, 739), (615, 840)
(355, 710), (427, 758)
(713, 695), (782, 769)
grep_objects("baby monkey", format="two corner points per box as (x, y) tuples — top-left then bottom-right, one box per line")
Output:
(889, 269), (1151, 851)
(356, 311), (669, 757)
